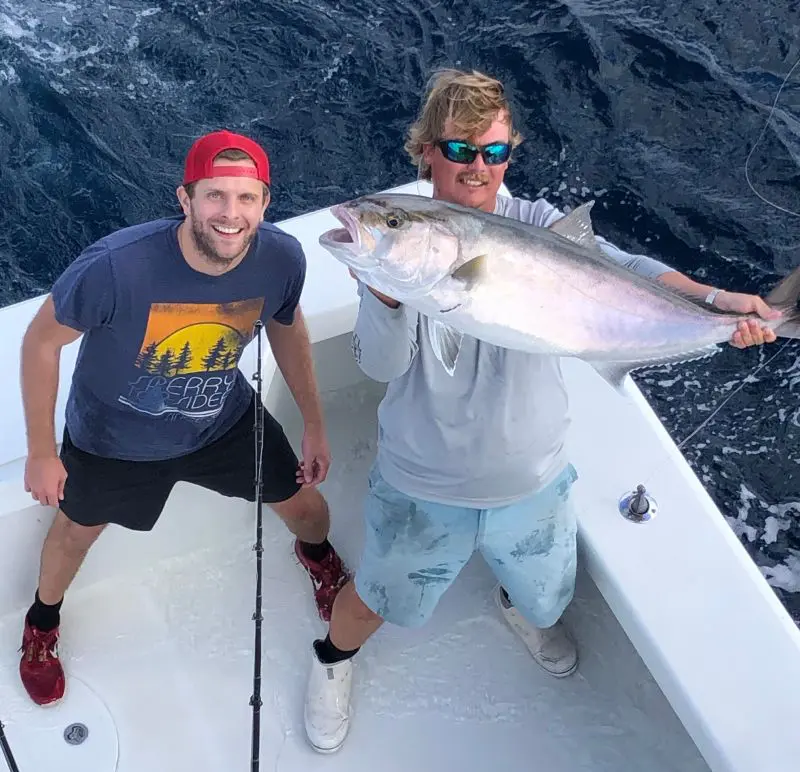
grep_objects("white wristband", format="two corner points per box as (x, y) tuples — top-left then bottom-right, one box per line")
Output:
(705, 287), (722, 306)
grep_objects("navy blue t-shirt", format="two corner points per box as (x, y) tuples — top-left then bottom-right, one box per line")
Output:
(51, 215), (306, 461)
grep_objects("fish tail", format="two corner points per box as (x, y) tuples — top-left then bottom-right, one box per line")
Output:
(766, 264), (800, 339)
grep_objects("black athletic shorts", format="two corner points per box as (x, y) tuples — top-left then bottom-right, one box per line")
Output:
(58, 393), (302, 531)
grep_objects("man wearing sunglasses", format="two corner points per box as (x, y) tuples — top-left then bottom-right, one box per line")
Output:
(303, 68), (779, 753)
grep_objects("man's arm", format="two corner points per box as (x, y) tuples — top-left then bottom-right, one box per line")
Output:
(601, 237), (780, 347)
(655, 271), (780, 348)
(266, 307), (332, 485)
(266, 307), (324, 429)
(351, 280), (419, 383)
(597, 232), (780, 346)
(655, 269), (777, 312)
(21, 296), (82, 506)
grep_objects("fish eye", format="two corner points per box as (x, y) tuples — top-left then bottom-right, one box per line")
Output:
(386, 213), (404, 228)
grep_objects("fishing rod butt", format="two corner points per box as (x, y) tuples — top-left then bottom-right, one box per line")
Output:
(0, 719), (21, 772)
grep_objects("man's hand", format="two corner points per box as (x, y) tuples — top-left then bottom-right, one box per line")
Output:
(348, 268), (400, 309)
(713, 291), (781, 348)
(24, 454), (67, 508)
(296, 423), (331, 487)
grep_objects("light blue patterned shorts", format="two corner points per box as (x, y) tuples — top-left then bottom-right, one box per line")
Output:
(354, 462), (579, 629)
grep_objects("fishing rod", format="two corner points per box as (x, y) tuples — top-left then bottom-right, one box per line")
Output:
(249, 320), (265, 772)
(0, 720), (20, 772)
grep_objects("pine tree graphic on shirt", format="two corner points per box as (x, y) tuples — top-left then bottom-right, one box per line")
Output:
(120, 298), (264, 418)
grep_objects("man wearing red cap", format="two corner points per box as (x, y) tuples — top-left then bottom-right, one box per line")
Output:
(17, 130), (348, 707)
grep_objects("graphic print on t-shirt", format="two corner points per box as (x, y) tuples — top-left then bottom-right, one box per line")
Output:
(120, 298), (264, 418)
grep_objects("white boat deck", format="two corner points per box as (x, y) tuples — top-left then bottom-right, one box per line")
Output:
(0, 180), (799, 771)
(0, 338), (707, 771)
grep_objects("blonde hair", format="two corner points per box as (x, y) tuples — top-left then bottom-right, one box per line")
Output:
(405, 68), (523, 180)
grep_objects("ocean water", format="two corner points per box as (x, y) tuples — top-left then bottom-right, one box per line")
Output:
(0, 0), (799, 618)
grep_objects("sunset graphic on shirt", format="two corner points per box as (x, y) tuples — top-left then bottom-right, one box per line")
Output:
(121, 299), (265, 418)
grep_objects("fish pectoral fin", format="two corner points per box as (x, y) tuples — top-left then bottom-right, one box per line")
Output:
(548, 201), (605, 254)
(450, 254), (488, 290)
(428, 319), (463, 375)
(586, 345), (721, 394)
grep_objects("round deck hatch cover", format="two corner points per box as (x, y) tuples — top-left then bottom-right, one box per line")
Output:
(64, 723), (89, 745)
(0, 676), (118, 770)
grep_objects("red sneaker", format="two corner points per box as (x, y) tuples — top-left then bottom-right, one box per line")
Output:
(19, 620), (65, 706)
(294, 540), (349, 622)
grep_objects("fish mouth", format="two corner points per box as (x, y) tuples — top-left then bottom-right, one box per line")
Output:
(320, 204), (360, 251)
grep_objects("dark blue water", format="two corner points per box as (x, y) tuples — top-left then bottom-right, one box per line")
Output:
(2, 0), (799, 618)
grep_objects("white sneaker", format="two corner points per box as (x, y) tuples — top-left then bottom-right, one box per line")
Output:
(304, 641), (354, 754)
(494, 585), (578, 677)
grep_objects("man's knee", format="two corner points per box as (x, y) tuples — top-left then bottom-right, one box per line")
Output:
(501, 560), (577, 629)
(50, 509), (107, 551)
(271, 486), (328, 522)
(353, 569), (451, 629)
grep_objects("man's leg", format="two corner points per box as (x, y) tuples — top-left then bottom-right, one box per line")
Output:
(480, 464), (579, 677)
(327, 580), (383, 651)
(21, 511), (106, 706)
(37, 511), (107, 605)
(304, 463), (478, 754)
(21, 430), (176, 706)
(270, 486), (328, 544)
(30, 515), (102, 627)
(271, 488), (349, 622)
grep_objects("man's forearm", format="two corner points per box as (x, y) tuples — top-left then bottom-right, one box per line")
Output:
(657, 270), (718, 301)
(266, 308), (324, 428)
(21, 333), (61, 457)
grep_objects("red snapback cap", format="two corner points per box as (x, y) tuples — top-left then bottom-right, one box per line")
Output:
(183, 130), (270, 186)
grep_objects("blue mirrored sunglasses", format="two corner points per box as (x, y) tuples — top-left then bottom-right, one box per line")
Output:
(437, 139), (511, 165)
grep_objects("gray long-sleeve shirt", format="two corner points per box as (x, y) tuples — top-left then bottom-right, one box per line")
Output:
(352, 194), (674, 507)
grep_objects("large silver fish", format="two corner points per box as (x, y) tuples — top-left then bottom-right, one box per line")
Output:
(319, 193), (800, 390)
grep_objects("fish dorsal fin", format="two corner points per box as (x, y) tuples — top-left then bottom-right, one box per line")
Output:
(427, 319), (463, 376)
(450, 254), (488, 289)
(548, 201), (603, 254)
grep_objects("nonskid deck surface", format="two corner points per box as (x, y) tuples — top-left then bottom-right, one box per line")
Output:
(0, 381), (708, 771)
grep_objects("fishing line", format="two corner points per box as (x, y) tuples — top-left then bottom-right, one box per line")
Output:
(672, 339), (793, 453)
(632, 338), (795, 500)
(0, 720), (20, 772)
(744, 54), (800, 218)
(249, 319), (265, 772)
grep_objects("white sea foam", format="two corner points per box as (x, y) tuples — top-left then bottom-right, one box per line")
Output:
(761, 551), (800, 593)
(0, 63), (19, 85)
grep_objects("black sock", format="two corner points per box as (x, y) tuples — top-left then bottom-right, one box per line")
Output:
(26, 590), (63, 632)
(300, 539), (332, 563)
(315, 634), (359, 665)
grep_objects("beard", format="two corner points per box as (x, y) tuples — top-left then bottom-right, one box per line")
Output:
(190, 217), (255, 267)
